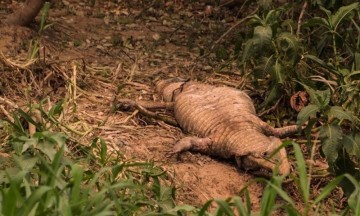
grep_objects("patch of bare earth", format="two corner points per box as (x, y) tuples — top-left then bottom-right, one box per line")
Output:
(0, 0), (267, 209)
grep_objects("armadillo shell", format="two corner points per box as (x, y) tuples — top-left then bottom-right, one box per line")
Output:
(173, 82), (272, 158)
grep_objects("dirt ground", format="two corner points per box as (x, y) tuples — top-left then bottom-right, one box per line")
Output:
(0, 0), (289, 209)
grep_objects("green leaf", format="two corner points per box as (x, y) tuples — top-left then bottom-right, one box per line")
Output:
(274, 60), (284, 84)
(297, 104), (320, 126)
(303, 86), (331, 109)
(241, 39), (256, 64)
(214, 199), (235, 216)
(47, 100), (64, 117)
(100, 138), (108, 165)
(16, 109), (41, 130)
(233, 196), (249, 216)
(330, 2), (359, 31)
(327, 106), (353, 121)
(70, 165), (84, 209)
(13, 155), (38, 171)
(43, 131), (67, 147)
(264, 9), (280, 26)
(342, 134), (360, 158)
(22, 137), (37, 153)
(265, 180), (295, 208)
(314, 175), (344, 204)
(320, 124), (343, 164)
(319, 6), (332, 20)
(355, 52), (360, 71)
(303, 55), (338, 74)
(303, 17), (330, 29)
(293, 143), (309, 203)
(198, 199), (213, 215)
(36, 139), (57, 160)
(276, 32), (298, 54)
(345, 174), (360, 214)
(253, 25), (272, 49)
(16, 186), (52, 216)
(165, 204), (196, 214)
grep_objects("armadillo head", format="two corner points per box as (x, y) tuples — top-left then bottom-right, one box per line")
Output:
(155, 78), (187, 102)
(236, 136), (290, 176)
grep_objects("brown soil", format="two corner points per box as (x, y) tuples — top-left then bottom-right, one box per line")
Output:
(0, 0), (271, 210)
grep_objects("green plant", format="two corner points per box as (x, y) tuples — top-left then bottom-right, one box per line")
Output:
(196, 142), (360, 215)
(0, 106), (196, 215)
(235, 0), (360, 191)
(28, 2), (52, 61)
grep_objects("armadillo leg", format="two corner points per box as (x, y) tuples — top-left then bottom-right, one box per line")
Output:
(170, 137), (212, 155)
(242, 115), (300, 138)
(273, 125), (299, 138)
(117, 99), (174, 111)
(116, 99), (177, 126)
(255, 119), (299, 138)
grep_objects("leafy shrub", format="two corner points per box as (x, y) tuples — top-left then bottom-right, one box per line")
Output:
(237, 0), (360, 186)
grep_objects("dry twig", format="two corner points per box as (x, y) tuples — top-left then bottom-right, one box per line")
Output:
(296, 1), (308, 37)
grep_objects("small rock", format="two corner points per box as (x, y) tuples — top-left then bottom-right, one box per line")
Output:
(152, 33), (161, 41)
(203, 66), (213, 71)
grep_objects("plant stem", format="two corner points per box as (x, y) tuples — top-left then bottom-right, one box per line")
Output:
(332, 31), (339, 69)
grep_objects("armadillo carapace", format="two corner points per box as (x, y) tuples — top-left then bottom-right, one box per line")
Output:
(156, 78), (299, 176)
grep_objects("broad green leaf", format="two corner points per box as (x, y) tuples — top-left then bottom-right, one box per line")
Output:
(327, 106), (353, 121)
(36, 140), (57, 160)
(43, 131), (67, 147)
(330, 2), (359, 31)
(12, 155), (38, 171)
(303, 17), (330, 29)
(276, 32), (298, 54)
(22, 137), (37, 153)
(253, 25), (273, 48)
(342, 134), (360, 158)
(303, 86), (331, 109)
(297, 104), (319, 126)
(317, 89), (331, 108)
(320, 124), (343, 164)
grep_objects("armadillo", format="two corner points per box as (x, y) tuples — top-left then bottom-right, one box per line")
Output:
(117, 78), (299, 175)
(153, 78), (299, 176)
